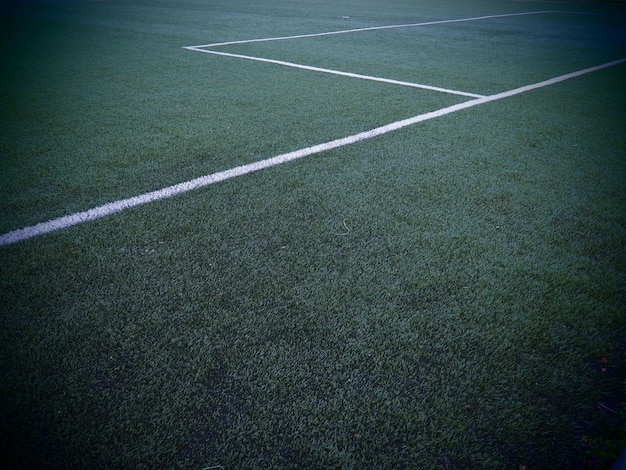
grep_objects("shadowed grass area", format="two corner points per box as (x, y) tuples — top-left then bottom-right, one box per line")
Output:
(1, 0), (625, 468)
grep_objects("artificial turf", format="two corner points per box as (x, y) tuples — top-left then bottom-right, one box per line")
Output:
(1, 0), (625, 468)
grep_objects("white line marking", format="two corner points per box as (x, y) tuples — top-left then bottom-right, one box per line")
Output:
(183, 47), (485, 98)
(190, 11), (553, 48)
(1, 57), (624, 246)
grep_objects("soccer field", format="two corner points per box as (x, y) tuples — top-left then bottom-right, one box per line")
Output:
(1, 0), (625, 467)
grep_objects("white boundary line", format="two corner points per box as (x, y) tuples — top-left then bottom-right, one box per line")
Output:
(1, 58), (624, 246)
(183, 47), (486, 98)
(190, 11), (553, 48)
(184, 11), (555, 99)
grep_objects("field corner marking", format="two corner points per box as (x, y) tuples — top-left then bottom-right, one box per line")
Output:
(1, 57), (624, 246)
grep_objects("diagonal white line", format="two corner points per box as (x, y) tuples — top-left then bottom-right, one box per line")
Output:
(190, 11), (553, 48)
(1, 57), (624, 246)
(184, 11), (559, 101)
(183, 47), (486, 98)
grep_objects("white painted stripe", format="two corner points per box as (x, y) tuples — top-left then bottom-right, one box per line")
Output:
(1, 57), (624, 246)
(183, 47), (486, 98)
(190, 11), (553, 48)
(484, 57), (626, 100)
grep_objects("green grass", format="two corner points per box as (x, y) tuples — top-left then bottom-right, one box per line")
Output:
(1, 0), (625, 468)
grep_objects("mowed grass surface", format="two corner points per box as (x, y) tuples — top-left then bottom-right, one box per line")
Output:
(1, 0), (626, 468)
(220, 10), (626, 96)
